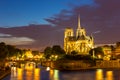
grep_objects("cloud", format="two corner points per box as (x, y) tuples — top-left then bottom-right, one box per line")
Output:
(0, 25), (63, 51)
(93, 31), (101, 34)
(46, 0), (120, 29)
(0, 33), (35, 45)
(0, 33), (12, 37)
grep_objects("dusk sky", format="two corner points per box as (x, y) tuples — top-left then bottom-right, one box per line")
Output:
(0, 0), (93, 27)
(0, 0), (120, 51)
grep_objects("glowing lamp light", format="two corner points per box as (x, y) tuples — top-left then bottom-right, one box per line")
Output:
(46, 67), (50, 71)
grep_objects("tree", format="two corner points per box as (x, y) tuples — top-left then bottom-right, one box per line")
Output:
(44, 47), (52, 59)
(0, 42), (8, 60)
(32, 50), (39, 56)
(71, 51), (77, 56)
(6, 45), (16, 57)
(116, 42), (120, 47)
(52, 45), (65, 55)
(110, 45), (115, 51)
(0, 42), (26, 60)
(44, 45), (65, 60)
(89, 47), (104, 58)
(95, 47), (104, 55)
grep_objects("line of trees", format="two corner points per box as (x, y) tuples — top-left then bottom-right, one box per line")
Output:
(0, 42), (23, 61)
(0, 42), (40, 61)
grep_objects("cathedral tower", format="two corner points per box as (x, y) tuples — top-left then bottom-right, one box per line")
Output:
(64, 28), (74, 53)
(64, 15), (94, 55)
(64, 28), (74, 38)
(76, 15), (81, 37)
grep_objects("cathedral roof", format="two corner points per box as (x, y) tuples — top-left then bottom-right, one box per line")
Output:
(77, 35), (87, 40)
(68, 36), (77, 41)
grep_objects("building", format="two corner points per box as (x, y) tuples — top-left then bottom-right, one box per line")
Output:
(64, 16), (94, 55)
(101, 42), (120, 59)
(114, 42), (120, 56)
(102, 46), (112, 55)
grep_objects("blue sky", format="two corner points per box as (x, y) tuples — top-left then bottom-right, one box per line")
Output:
(0, 0), (94, 27)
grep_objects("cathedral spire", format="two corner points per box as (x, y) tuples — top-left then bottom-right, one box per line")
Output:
(76, 15), (81, 37)
(78, 14), (81, 29)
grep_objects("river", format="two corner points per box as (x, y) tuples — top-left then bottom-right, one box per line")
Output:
(3, 63), (120, 80)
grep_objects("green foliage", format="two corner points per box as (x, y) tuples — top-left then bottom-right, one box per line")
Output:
(0, 42), (23, 60)
(71, 51), (77, 56)
(6, 45), (16, 57)
(0, 42), (8, 60)
(89, 47), (104, 56)
(44, 47), (52, 54)
(32, 50), (39, 56)
(44, 47), (52, 59)
(44, 45), (65, 59)
(110, 45), (115, 51)
(52, 45), (65, 55)
(63, 54), (92, 60)
(116, 42), (120, 47)
(95, 47), (104, 56)
(59, 54), (96, 66)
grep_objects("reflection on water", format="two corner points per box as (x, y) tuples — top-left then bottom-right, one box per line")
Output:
(34, 68), (40, 80)
(25, 68), (33, 80)
(50, 70), (59, 80)
(3, 63), (120, 80)
(60, 70), (95, 80)
(106, 71), (113, 80)
(96, 69), (114, 80)
(11, 67), (17, 80)
(17, 68), (23, 80)
(46, 66), (50, 71)
(10, 64), (40, 80)
(96, 69), (104, 80)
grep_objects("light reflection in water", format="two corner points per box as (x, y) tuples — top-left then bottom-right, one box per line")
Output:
(50, 69), (59, 80)
(96, 69), (104, 80)
(54, 70), (59, 80)
(25, 63), (34, 70)
(106, 71), (113, 80)
(11, 67), (17, 80)
(50, 69), (54, 80)
(25, 64), (34, 80)
(17, 68), (23, 80)
(46, 66), (50, 71)
(7, 64), (116, 80)
(10, 63), (38, 80)
(34, 68), (40, 80)
(96, 69), (114, 80)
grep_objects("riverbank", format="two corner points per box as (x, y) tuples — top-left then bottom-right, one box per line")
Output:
(41, 60), (120, 70)
(0, 66), (11, 80)
(0, 70), (11, 80)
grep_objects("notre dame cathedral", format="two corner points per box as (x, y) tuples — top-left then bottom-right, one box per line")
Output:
(64, 16), (94, 55)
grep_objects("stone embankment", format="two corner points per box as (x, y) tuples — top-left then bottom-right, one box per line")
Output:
(42, 60), (120, 70)
(0, 66), (11, 79)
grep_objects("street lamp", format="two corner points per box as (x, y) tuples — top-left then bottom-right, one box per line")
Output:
(90, 31), (101, 59)
(92, 47), (95, 59)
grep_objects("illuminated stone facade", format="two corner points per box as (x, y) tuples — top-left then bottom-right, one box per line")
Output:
(64, 16), (94, 55)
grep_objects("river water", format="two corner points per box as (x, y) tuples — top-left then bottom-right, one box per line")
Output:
(3, 64), (120, 80)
